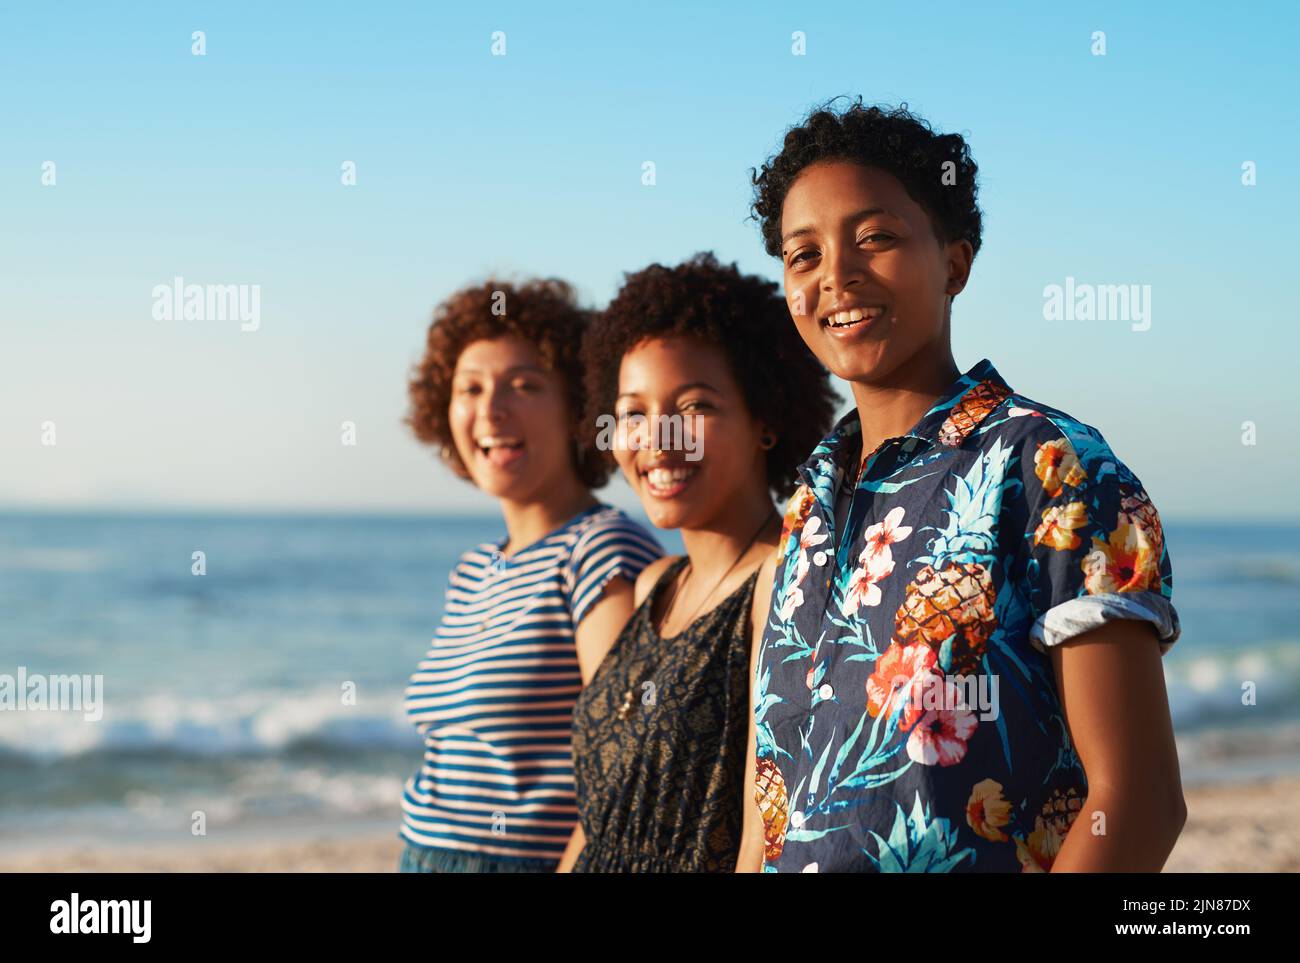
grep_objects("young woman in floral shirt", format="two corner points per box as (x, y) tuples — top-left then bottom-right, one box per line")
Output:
(741, 100), (1185, 873)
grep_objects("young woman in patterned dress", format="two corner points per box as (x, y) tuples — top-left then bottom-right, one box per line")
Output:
(556, 253), (836, 872)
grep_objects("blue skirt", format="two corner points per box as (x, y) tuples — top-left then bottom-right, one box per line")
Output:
(398, 841), (556, 874)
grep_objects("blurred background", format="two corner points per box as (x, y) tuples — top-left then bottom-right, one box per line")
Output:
(1, 1), (1297, 870)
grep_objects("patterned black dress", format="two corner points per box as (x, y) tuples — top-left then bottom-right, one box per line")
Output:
(571, 557), (757, 873)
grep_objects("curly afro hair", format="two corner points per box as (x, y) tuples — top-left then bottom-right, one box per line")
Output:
(583, 252), (837, 499)
(406, 278), (612, 489)
(751, 98), (982, 262)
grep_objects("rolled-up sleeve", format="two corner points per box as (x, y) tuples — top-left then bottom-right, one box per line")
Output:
(1016, 422), (1179, 654)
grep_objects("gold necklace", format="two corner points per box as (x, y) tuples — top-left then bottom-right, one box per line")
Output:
(661, 508), (778, 633)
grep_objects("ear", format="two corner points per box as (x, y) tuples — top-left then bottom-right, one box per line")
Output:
(943, 239), (975, 298)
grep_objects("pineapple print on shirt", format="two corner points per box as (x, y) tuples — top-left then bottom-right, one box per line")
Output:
(755, 359), (1179, 873)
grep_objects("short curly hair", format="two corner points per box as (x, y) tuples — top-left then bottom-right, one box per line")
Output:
(406, 278), (612, 489)
(751, 98), (982, 262)
(583, 252), (837, 499)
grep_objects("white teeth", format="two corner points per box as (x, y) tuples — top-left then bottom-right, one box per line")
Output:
(479, 436), (522, 451)
(824, 307), (885, 327)
(646, 467), (695, 488)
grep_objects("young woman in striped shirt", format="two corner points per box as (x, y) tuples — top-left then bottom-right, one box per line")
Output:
(399, 279), (663, 873)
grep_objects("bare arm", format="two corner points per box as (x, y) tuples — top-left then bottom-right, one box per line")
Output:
(736, 551), (777, 872)
(572, 576), (635, 685)
(1048, 618), (1186, 872)
(555, 822), (586, 873)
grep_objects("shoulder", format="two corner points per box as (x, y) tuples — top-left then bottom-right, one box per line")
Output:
(633, 554), (682, 608)
(566, 506), (665, 619)
(977, 391), (1134, 482)
(571, 505), (662, 556)
(977, 394), (1160, 548)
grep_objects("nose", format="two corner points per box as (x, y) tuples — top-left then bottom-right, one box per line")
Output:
(820, 241), (865, 301)
(478, 381), (509, 423)
(626, 407), (655, 454)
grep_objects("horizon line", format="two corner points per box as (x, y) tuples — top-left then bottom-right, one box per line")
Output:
(0, 502), (1289, 528)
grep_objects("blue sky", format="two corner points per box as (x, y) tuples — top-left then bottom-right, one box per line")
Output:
(2, 1), (1296, 519)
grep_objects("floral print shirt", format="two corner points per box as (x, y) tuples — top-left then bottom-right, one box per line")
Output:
(754, 359), (1179, 873)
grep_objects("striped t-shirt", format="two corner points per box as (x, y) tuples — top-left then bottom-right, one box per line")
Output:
(400, 503), (662, 863)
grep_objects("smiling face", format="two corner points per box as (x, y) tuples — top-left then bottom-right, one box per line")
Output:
(613, 336), (769, 531)
(779, 161), (973, 386)
(449, 336), (578, 502)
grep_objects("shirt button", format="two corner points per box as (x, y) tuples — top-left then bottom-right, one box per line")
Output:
(790, 810), (806, 829)
(818, 683), (834, 701)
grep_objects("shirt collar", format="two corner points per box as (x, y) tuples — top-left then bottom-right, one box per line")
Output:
(796, 358), (1011, 489)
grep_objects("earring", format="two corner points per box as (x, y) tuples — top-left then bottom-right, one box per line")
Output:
(760, 433), (777, 450)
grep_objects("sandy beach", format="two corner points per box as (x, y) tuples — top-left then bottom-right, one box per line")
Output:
(2, 776), (1296, 873)
(0, 832), (406, 874)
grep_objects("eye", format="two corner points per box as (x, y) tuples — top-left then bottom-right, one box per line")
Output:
(679, 400), (713, 413)
(616, 408), (643, 422)
(859, 232), (895, 246)
(512, 379), (541, 393)
(788, 248), (819, 266)
(456, 383), (482, 396)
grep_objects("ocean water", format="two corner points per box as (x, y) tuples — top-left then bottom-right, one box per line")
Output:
(0, 511), (1296, 848)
